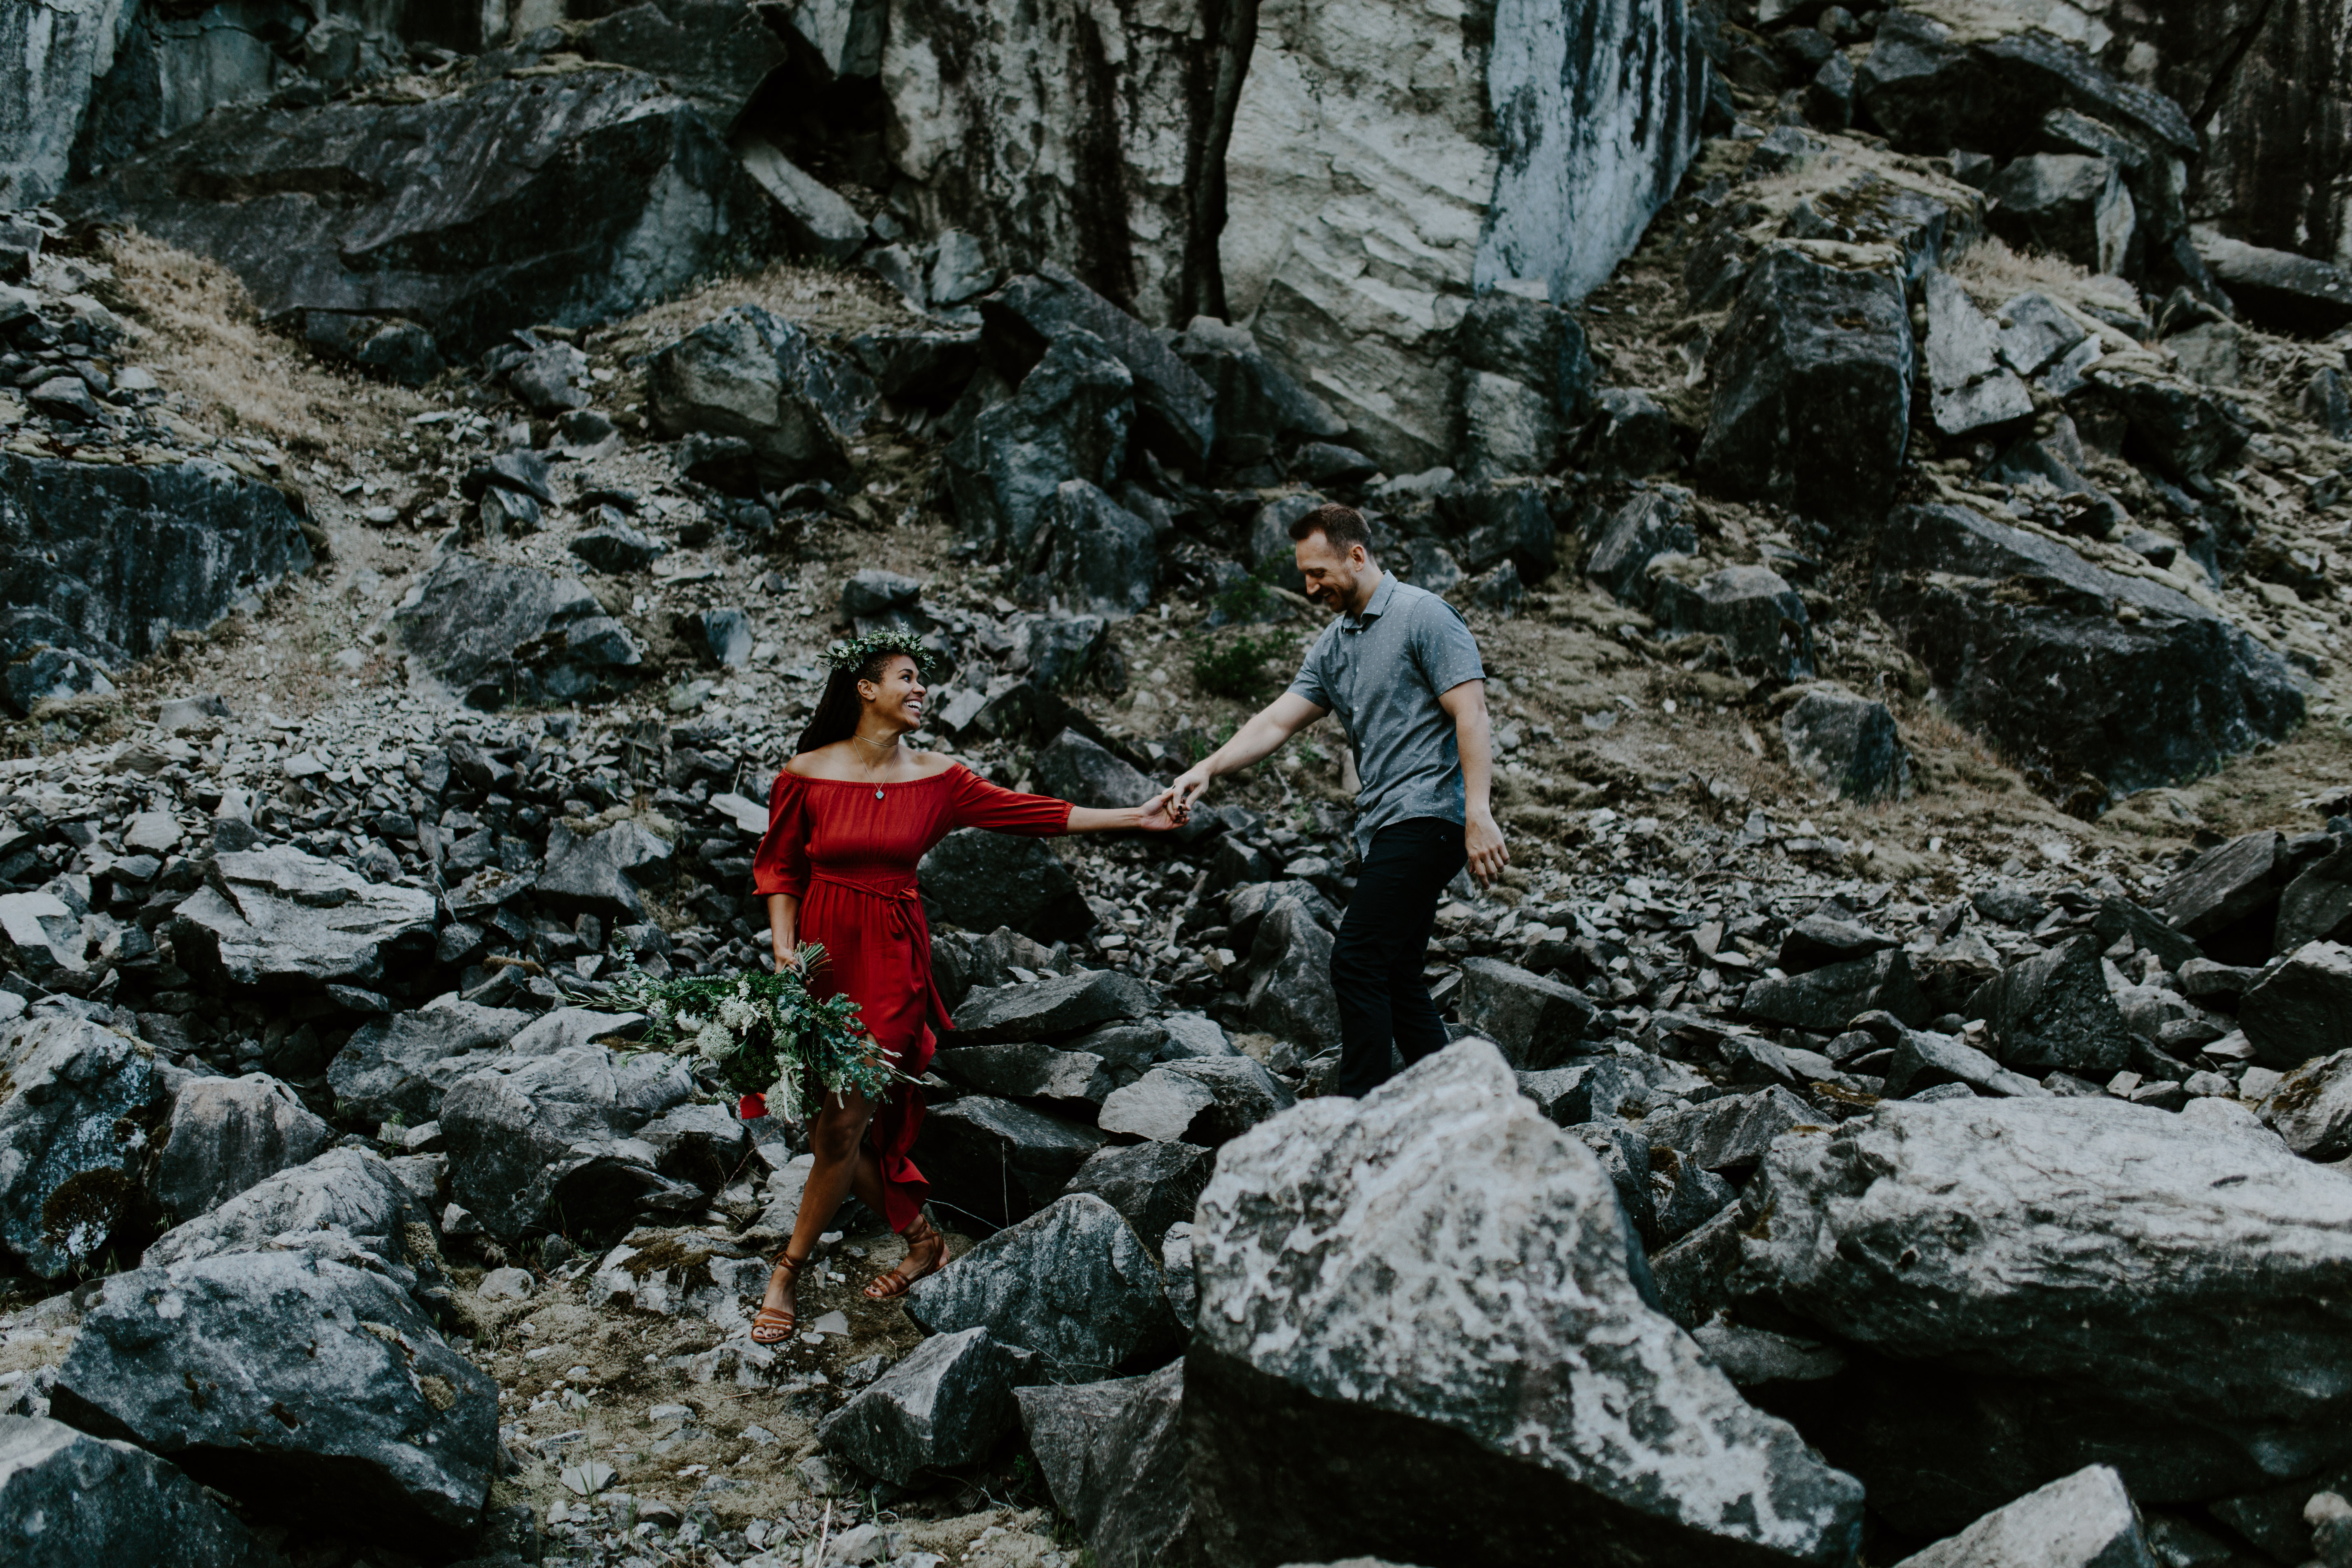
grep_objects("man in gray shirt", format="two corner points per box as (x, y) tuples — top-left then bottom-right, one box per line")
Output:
(1166, 503), (1506, 1095)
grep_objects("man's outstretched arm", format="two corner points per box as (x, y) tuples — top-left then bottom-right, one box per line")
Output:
(1164, 692), (1328, 813)
(1439, 679), (1508, 885)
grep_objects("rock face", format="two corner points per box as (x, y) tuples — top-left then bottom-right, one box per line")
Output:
(1889, 1464), (2156, 1568)
(392, 554), (646, 711)
(647, 306), (875, 488)
(1017, 1361), (1194, 1568)
(1695, 246), (1913, 527)
(904, 1193), (1179, 1383)
(0, 1013), (157, 1278)
(1873, 503), (2302, 800)
(817, 1326), (1034, 1484)
(1021, 482), (1158, 621)
(50, 1250), (499, 1548)
(0, 1413), (276, 1568)
(171, 847), (437, 993)
(0, 454), (315, 713)
(1186, 1039), (1865, 1566)
(1222, 0), (1703, 472)
(944, 331), (1134, 564)
(0, 0), (134, 205)
(1739, 1096), (2352, 1533)
(55, 72), (780, 356)
(154, 1072), (334, 1222)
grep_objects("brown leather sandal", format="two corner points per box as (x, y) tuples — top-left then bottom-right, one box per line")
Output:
(863, 1212), (946, 1301)
(749, 1251), (803, 1344)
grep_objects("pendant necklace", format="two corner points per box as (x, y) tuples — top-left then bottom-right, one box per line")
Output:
(853, 731), (895, 800)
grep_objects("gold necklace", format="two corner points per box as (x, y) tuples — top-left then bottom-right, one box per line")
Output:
(851, 730), (897, 800)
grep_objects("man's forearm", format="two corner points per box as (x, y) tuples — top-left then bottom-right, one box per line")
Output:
(1203, 711), (1295, 778)
(1457, 705), (1494, 818)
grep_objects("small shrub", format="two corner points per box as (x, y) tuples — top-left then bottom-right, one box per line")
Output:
(1192, 635), (1284, 700)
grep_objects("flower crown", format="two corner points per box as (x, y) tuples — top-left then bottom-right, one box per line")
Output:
(824, 628), (939, 676)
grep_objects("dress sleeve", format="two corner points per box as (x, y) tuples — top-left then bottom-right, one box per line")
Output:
(751, 771), (812, 898)
(947, 765), (1072, 835)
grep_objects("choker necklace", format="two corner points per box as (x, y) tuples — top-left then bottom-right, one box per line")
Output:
(852, 730), (897, 800)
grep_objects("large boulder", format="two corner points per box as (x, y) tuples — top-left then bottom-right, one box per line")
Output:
(2240, 941), (2352, 1069)
(439, 1045), (701, 1242)
(905, 1193), (1179, 1383)
(142, 1145), (440, 1291)
(1058, 1141), (1214, 1245)
(646, 305), (875, 487)
(952, 968), (1158, 1044)
(1185, 1040), (1864, 1565)
(1244, 898), (1341, 1057)
(1031, 728), (1158, 808)
(2194, 230), (2352, 338)
(0, 454), (314, 715)
(1584, 487), (1699, 611)
(1985, 155), (2134, 276)
(563, 0), (792, 124)
(536, 820), (676, 922)
(1965, 936), (2135, 1076)
(1741, 949), (1929, 1033)
(1695, 244), (1913, 528)
(944, 330), (1134, 564)
(978, 270), (1218, 466)
(922, 829), (1098, 946)
(0, 0), (135, 205)
(1021, 481), (1158, 621)
(49, 1251), (499, 1548)
(1780, 686), (1906, 803)
(391, 553), (645, 710)
(2260, 1048), (2352, 1160)
(327, 998), (534, 1127)
(1922, 270), (2032, 438)
(1097, 1057), (1296, 1147)
(1649, 564), (1815, 678)
(908, 1096), (1109, 1228)
(2276, 839), (2352, 954)
(1016, 1361), (1194, 1568)
(1171, 315), (1350, 466)
(817, 1326), (1034, 1483)
(1873, 503), (2301, 799)
(1222, 0), (1704, 473)
(1456, 957), (1600, 1069)
(0, 1413), (276, 1568)
(153, 1072), (333, 1223)
(54, 72), (780, 356)
(1738, 1096), (2352, 1534)
(0, 1014), (158, 1278)
(169, 847), (437, 993)
(1890, 1465), (2156, 1568)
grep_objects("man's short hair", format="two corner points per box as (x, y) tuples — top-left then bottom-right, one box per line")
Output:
(1289, 503), (1372, 556)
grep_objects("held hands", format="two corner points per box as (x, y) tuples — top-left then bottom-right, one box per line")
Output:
(1136, 788), (1187, 833)
(1466, 808), (1510, 887)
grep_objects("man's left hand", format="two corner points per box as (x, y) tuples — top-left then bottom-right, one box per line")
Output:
(1466, 808), (1509, 886)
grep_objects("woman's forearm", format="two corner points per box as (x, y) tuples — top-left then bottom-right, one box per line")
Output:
(766, 893), (800, 960)
(1065, 805), (1145, 833)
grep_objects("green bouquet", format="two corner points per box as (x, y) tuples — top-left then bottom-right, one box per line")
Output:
(600, 944), (903, 1122)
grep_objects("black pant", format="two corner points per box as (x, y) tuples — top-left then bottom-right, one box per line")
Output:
(1331, 816), (1467, 1098)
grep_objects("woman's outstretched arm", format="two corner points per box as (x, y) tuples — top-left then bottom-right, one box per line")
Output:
(1066, 799), (1182, 834)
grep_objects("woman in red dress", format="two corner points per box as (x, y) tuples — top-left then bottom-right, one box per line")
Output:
(748, 631), (1182, 1342)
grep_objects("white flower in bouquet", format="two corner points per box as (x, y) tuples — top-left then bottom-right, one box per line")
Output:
(695, 1020), (731, 1061)
(717, 994), (760, 1032)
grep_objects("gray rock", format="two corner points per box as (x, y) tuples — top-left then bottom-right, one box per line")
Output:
(303, 313), (447, 387)
(1245, 900), (1341, 1056)
(1781, 686), (1906, 803)
(2087, 363), (2247, 481)
(1515, 1060), (1651, 1127)
(2089, 897), (2205, 973)
(2276, 840), (2352, 955)
(1650, 564), (1814, 678)
(1585, 488), (1700, 611)
(686, 607), (754, 668)
(154, 1072), (333, 1221)
(1459, 367), (1561, 478)
(639, 1102), (752, 1189)
(566, 521), (665, 575)
(392, 552), (644, 710)
(934, 1044), (1116, 1107)
(142, 1146), (440, 1294)
(1653, 1154), (1739, 1248)
(2194, 229), (2352, 338)
(1226, 879), (1341, 950)
(1776, 913), (1896, 975)
(1457, 958), (1601, 1069)
(1022, 480), (1158, 622)
(1890, 1464), (2156, 1568)
(439, 1045), (700, 1242)
(1098, 1057), (1295, 1148)
(508, 342), (590, 414)
(817, 1326), (1034, 1483)
(0, 455), (314, 715)
(1016, 1361), (1194, 1568)
(1967, 936), (2134, 1076)
(51, 1251), (497, 1547)
(977, 271), (1216, 467)
(1586, 387), (1679, 477)
(906, 1193), (1178, 1383)
(1652, 1204), (1746, 1332)
(0, 0), (134, 205)
(56, 73), (779, 358)
(1742, 948), (1931, 1032)
(2260, 1048), (2352, 1160)
(1691, 1321), (1848, 1390)
(840, 569), (924, 618)
(1186, 1040), (1864, 1564)
(945, 330), (1134, 564)
(736, 134), (867, 261)
(909, 1096), (1108, 1228)
(2241, 941), (2352, 1070)
(1031, 729), (1157, 810)
(1452, 486), (1559, 583)
(1987, 155), (2134, 276)
(1170, 316), (1348, 467)
(952, 969), (1156, 1044)
(922, 829), (1098, 944)
(536, 820), (676, 921)
(1696, 245), (1913, 527)
(1995, 292), (2089, 378)
(1161, 1221), (1198, 1326)
(327, 998), (532, 1126)
(648, 305), (874, 488)
(2162, 830), (2295, 951)
(172, 847), (436, 993)
(0, 1413), (275, 1568)
(0, 1015), (158, 1278)
(1883, 1029), (2047, 1100)
(1741, 1096), (2352, 1533)
(1058, 1142), (1214, 1245)
(564, 0), (790, 124)
(1639, 1085), (1818, 1178)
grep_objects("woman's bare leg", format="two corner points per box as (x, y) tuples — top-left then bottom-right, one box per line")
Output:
(759, 1088), (873, 1324)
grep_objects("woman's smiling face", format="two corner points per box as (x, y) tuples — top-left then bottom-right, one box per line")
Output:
(860, 653), (926, 731)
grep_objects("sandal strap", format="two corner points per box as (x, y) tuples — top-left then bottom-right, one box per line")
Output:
(771, 1250), (804, 1274)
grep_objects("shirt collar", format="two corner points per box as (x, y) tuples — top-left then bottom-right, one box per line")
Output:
(1342, 572), (1398, 632)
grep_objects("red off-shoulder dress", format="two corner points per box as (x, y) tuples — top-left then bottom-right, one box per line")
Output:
(751, 762), (1071, 1232)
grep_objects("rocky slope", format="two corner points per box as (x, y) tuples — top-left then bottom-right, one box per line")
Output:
(4, 2), (2352, 1567)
